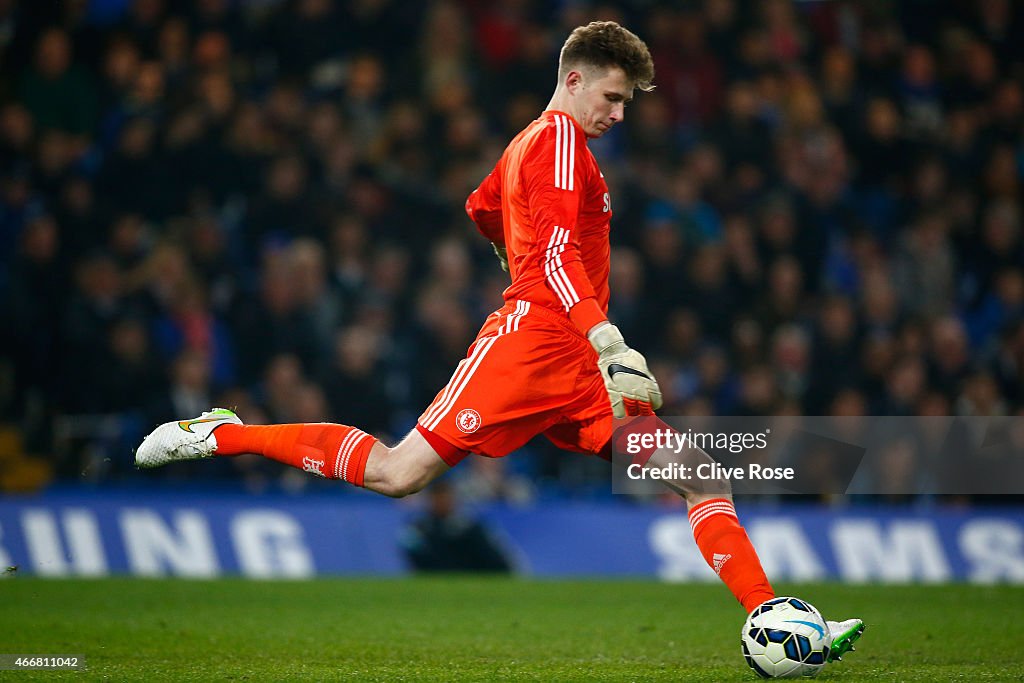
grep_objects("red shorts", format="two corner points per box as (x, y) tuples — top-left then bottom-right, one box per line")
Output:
(417, 300), (613, 463)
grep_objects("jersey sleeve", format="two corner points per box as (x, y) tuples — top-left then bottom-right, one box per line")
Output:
(520, 119), (606, 335)
(465, 165), (504, 244)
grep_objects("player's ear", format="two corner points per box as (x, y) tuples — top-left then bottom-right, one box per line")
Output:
(565, 69), (584, 94)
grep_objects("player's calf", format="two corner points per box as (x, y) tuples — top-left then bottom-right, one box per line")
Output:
(137, 411), (452, 497)
(137, 412), (377, 485)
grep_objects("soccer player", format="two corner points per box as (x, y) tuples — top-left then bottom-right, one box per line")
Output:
(137, 21), (862, 663)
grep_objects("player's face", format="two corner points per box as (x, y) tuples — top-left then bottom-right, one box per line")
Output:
(574, 66), (633, 137)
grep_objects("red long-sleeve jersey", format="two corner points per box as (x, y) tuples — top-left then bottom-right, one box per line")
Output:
(466, 110), (611, 335)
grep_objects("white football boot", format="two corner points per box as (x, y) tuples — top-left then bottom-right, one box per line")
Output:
(826, 618), (865, 662)
(135, 408), (242, 468)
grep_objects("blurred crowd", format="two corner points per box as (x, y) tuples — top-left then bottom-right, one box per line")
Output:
(0, 0), (1021, 497)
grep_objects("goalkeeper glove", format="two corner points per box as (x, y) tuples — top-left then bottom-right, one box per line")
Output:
(588, 322), (663, 418)
(492, 242), (509, 272)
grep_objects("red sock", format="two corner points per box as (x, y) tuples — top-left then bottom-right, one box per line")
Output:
(213, 423), (376, 486)
(689, 498), (775, 613)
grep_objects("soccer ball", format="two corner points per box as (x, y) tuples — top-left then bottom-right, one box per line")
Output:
(741, 597), (830, 679)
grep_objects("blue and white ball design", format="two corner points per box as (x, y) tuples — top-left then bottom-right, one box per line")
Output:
(740, 597), (830, 679)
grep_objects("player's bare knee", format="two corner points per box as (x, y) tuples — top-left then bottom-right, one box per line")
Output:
(685, 490), (732, 506)
(647, 441), (733, 503)
(376, 463), (431, 498)
(384, 474), (426, 498)
(371, 429), (449, 497)
(682, 462), (733, 505)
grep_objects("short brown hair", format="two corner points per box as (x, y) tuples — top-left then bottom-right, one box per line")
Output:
(558, 21), (655, 92)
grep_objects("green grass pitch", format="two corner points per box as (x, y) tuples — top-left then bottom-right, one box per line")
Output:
(2, 578), (1021, 681)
